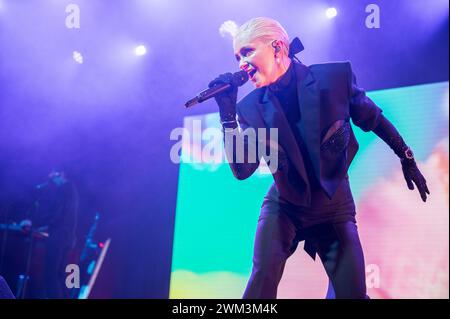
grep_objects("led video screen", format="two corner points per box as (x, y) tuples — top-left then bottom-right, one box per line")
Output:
(171, 81), (449, 299)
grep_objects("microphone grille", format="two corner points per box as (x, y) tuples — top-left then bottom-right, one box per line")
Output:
(232, 70), (249, 87)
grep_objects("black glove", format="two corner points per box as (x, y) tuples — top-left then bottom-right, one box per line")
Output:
(208, 73), (238, 125)
(373, 114), (430, 202)
(401, 156), (430, 202)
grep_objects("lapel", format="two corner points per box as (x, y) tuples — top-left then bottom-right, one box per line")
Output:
(255, 62), (322, 188)
(256, 65), (311, 188)
(294, 62), (321, 180)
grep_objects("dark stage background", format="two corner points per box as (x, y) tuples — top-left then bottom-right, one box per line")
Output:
(0, 0), (448, 298)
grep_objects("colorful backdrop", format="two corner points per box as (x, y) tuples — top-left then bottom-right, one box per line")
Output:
(171, 81), (449, 299)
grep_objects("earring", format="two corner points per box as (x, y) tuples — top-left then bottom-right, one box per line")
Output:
(273, 43), (281, 64)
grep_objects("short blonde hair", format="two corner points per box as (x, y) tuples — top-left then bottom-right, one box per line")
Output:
(234, 17), (290, 57)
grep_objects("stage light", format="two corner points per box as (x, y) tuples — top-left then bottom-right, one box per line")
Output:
(326, 7), (338, 19)
(135, 45), (147, 56)
(73, 51), (83, 64)
(219, 20), (238, 38)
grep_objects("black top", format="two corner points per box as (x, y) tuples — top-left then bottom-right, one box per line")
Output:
(267, 62), (356, 228)
(33, 181), (78, 246)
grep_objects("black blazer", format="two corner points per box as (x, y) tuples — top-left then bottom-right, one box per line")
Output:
(228, 61), (383, 206)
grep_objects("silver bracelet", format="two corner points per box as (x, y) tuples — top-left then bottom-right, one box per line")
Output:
(220, 119), (237, 126)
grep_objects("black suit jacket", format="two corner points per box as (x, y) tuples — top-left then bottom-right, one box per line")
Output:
(227, 61), (383, 206)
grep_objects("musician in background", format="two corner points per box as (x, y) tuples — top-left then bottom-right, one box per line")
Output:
(26, 169), (79, 298)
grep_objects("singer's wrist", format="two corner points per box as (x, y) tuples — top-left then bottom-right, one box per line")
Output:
(220, 119), (238, 129)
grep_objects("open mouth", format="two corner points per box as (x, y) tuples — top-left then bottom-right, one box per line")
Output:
(243, 64), (258, 81)
(243, 65), (257, 79)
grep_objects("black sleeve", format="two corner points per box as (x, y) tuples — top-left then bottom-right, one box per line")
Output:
(347, 63), (383, 132)
(222, 105), (260, 180)
(372, 114), (410, 159)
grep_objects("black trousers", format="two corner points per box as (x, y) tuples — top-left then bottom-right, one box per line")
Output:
(243, 203), (368, 299)
(44, 234), (72, 299)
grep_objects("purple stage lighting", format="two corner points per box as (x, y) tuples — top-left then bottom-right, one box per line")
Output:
(219, 20), (238, 38)
(326, 7), (338, 19)
(73, 51), (83, 64)
(135, 45), (147, 56)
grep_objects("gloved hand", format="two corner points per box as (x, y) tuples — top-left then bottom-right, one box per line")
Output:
(401, 157), (430, 202)
(373, 114), (430, 202)
(208, 73), (238, 123)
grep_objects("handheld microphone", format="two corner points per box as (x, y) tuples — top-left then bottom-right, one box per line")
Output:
(185, 70), (249, 108)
